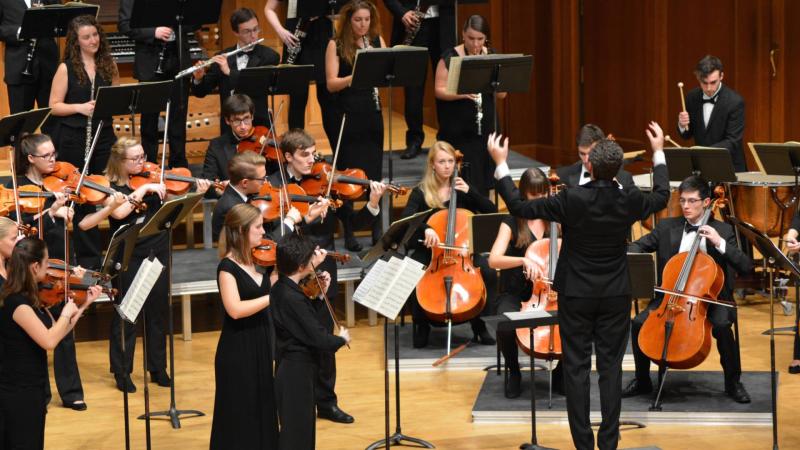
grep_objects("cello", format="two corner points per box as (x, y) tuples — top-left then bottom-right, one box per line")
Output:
(416, 153), (486, 358)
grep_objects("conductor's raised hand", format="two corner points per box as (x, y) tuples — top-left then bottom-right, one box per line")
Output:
(487, 132), (509, 165)
(645, 121), (665, 151)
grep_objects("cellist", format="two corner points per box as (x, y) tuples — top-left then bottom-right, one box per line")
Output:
(488, 167), (564, 398)
(625, 175), (753, 403)
(402, 140), (497, 349)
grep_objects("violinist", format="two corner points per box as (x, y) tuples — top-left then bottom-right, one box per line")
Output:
(782, 213), (800, 374)
(488, 123), (669, 450)
(104, 136), (211, 392)
(271, 128), (386, 424)
(625, 176), (753, 403)
(487, 167), (563, 398)
(271, 232), (348, 450)
(0, 217), (21, 283)
(210, 204), (278, 449)
(0, 238), (100, 449)
(202, 94), (260, 198)
(556, 124), (635, 189)
(190, 8), (279, 136)
(403, 140), (497, 349)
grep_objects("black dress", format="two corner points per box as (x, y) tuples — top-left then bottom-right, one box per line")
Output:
(0, 293), (52, 449)
(436, 47), (497, 196)
(210, 258), (278, 450)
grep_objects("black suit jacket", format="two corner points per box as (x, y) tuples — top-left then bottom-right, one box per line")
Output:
(211, 185), (246, 242)
(190, 44), (280, 134)
(629, 217), (752, 301)
(556, 161), (635, 190)
(677, 84), (746, 172)
(0, 0), (59, 85)
(118, 0), (195, 80)
(201, 133), (237, 184)
(497, 164), (670, 297)
(383, 0), (455, 49)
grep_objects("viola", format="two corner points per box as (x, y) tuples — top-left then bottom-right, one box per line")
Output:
(40, 261), (115, 307)
(252, 239), (277, 267)
(236, 125), (281, 161)
(128, 162), (224, 195)
(638, 186), (728, 370)
(301, 161), (409, 200)
(249, 181), (342, 222)
(0, 184), (64, 215)
(42, 161), (145, 211)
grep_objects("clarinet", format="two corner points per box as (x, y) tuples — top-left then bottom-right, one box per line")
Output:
(362, 36), (381, 112)
(402, 2), (425, 46)
(21, 39), (37, 78)
(85, 75), (95, 158)
(472, 47), (485, 136)
(154, 42), (168, 75)
(284, 18), (307, 65)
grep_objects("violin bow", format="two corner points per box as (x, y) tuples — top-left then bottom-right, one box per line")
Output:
(325, 115), (347, 201)
(158, 101), (171, 185)
(9, 142), (25, 236)
(260, 100), (285, 161)
(266, 101), (291, 236)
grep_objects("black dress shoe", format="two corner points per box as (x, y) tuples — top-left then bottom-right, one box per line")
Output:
(726, 382), (751, 404)
(114, 374), (137, 393)
(150, 370), (171, 387)
(63, 400), (87, 411)
(317, 405), (355, 424)
(621, 378), (653, 398)
(345, 236), (363, 252)
(400, 143), (422, 160)
(505, 371), (522, 399)
(412, 323), (430, 349)
(472, 329), (496, 346)
(789, 365), (800, 374)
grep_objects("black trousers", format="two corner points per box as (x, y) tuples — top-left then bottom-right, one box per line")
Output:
(275, 358), (317, 450)
(46, 303), (84, 405)
(630, 297), (742, 390)
(109, 253), (169, 375)
(559, 295), (630, 450)
(7, 81), (51, 114)
(0, 385), (46, 450)
(139, 77), (189, 168)
(391, 18), (442, 148)
(314, 256), (338, 409)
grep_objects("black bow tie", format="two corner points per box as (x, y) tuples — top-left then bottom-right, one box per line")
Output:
(582, 171), (590, 178)
(684, 223), (700, 233)
(702, 95), (717, 105)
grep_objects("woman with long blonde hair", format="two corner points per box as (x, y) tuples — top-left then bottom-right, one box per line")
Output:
(400, 140), (497, 348)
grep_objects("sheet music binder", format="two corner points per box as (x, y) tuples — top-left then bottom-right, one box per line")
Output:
(353, 255), (426, 320)
(115, 257), (164, 323)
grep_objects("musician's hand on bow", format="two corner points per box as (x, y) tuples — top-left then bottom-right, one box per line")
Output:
(402, 10), (420, 30)
(367, 181), (387, 209)
(285, 206), (302, 227)
(423, 228), (440, 248)
(310, 247), (327, 268)
(645, 121), (665, 151)
(211, 54), (231, 76)
(338, 326), (352, 344)
(698, 225), (722, 247)
(155, 27), (174, 42)
(487, 132), (509, 165)
(521, 257), (542, 281)
(306, 197), (331, 222)
(454, 177), (470, 194)
(678, 111), (690, 129)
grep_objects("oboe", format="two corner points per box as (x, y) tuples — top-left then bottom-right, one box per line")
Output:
(472, 47), (485, 135)
(362, 36), (381, 112)
(402, 2), (425, 46)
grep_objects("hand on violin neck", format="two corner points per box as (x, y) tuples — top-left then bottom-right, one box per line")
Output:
(367, 181), (387, 208)
(194, 178), (212, 195)
(70, 265), (86, 279)
(487, 132), (510, 165)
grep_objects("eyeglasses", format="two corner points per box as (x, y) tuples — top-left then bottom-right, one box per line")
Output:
(678, 198), (702, 205)
(239, 27), (260, 36)
(31, 151), (57, 161)
(230, 117), (253, 127)
(124, 154), (146, 163)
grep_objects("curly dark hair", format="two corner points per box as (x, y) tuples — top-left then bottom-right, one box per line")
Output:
(588, 139), (623, 181)
(335, 0), (382, 67)
(64, 15), (118, 86)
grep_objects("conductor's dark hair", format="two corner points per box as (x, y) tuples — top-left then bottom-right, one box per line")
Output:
(276, 233), (316, 276)
(230, 7), (258, 32)
(222, 94), (255, 119)
(588, 139), (622, 181)
(575, 124), (605, 148)
(678, 176), (711, 200)
(694, 55), (724, 79)
(463, 14), (490, 41)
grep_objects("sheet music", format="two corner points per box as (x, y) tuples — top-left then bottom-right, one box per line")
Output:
(352, 259), (387, 310)
(117, 257), (164, 323)
(287, 0), (297, 19)
(504, 310), (553, 321)
(379, 258), (425, 320)
(354, 256), (426, 320)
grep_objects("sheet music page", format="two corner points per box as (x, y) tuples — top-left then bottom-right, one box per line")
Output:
(353, 259), (387, 310)
(377, 257), (426, 320)
(118, 257), (164, 322)
(504, 310), (552, 321)
(287, 0), (297, 19)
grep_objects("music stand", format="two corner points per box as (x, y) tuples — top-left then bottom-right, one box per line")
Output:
(95, 81), (173, 138)
(19, 4), (99, 40)
(365, 209), (436, 450)
(662, 147), (737, 183)
(0, 109), (51, 147)
(732, 217), (799, 450)
(103, 222), (144, 450)
(750, 142), (800, 255)
(451, 54), (533, 134)
(495, 310), (559, 450)
(350, 46), (428, 185)
(135, 192), (205, 430)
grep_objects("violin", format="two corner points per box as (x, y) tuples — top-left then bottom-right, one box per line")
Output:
(0, 184), (63, 215)
(236, 125), (281, 161)
(252, 239), (277, 267)
(301, 161), (409, 200)
(638, 186), (728, 370)
(39, 262), (115, 307)
(128, 162), (224, 195)
(249, 181), (342, 222)
(43, 161), (145, 211)
(297, 253), (353, 298)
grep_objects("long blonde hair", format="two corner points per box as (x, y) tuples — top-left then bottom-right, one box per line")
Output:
(105, 136), (140, 184)
(419, 141), (458, 209)
(219, 204), (262, 265)
(335, 0), (382, 67)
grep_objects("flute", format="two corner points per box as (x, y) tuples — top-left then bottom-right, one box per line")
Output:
(174, 38), (264, 79)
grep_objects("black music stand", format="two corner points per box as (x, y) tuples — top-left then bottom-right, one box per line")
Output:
(451, 54), (533, 134)
(351, 46), (428, 184)
(365, 209), (436, 450)
(19, 3), (98, 40)
(495, 311), (559, 450)
(95, 81), (173, 138)
(103, 222), (144, 450)
(732, 217), (798, 450)
(0, 108), (51, 146)
(135, 192), (205, 430)
(662, 147), (737, 183)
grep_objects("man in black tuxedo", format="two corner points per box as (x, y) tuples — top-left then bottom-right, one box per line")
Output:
(118, 0), (193, 168)
(678, 55), (746, 172)
(212, 152), (268, 242)
(202, 94), (259, 196)
(0, 0), (60, 113)
(191, 7), (279, 136)
(488, 123), (670, 450)
(384, 0), (455, 159)
(556, 124), (635, 189)
(624, 176), (753, 403)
